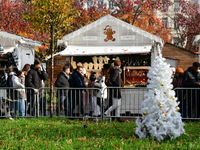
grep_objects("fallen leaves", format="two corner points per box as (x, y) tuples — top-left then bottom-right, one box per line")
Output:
(78, 136), (86, 141)
(184, 133), (190, 136)
(124, 135), (138, 141)
(66, 139), (72, 143)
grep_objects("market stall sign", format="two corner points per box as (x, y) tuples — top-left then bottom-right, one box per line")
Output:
(59, 46), (151, 56)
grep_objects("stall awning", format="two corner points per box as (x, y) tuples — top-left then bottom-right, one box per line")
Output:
(0, 47), (15, 54)
(59, 45), (152, 56)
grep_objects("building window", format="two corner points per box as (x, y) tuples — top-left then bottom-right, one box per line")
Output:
(173, 37), (180, 46)
(87, 1), (93, 8)
(162, 17), (168, 28)
(109, 0), (114, 9)
(174, 0), (180, 11)
(98, 0), (104, 8)
(174, 19), (179, 29)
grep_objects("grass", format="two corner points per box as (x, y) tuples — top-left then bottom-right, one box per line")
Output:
(0, 117), (200, 150)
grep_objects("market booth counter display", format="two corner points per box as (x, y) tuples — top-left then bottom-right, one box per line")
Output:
(124, 66), (149, 87)
(70, 55), (110, 78)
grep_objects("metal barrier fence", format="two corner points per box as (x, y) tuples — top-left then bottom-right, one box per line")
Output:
(174, 87), (200, 120)
(0, 87), (200, 121)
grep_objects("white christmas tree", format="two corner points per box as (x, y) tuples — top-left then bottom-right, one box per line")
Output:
(135, 46), (185, 142)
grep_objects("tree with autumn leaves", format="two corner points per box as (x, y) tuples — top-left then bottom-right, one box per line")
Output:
(23, 0), (77, 116)
(0, 0), (48, 41)
(110, 0), (172, 42)
(174, 0), (200, 51)
(0, 0), (31, 36)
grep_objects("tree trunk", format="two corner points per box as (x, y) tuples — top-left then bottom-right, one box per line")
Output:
(49, 24), (54, 117)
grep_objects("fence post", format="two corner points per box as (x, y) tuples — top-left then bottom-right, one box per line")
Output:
(35, 92), (40, 117)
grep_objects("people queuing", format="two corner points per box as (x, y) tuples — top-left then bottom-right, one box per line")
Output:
(2, 60), (200, 120)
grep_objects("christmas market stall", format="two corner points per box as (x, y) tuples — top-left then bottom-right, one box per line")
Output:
(0, 30), (41, 70)
(48, 15), (164, 115)
(53, 15), (163, 86)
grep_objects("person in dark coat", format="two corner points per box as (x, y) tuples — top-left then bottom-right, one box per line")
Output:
(173, 68), (185, 117)
(104, 60), (122, 117)
(182, 62), (200, 118)
(6, 67), (15, 119)
(55, 66), (71, 116)
(71, 66), (85, 116)
(25, 59), (48, 116)
(0, 69), (13, 120)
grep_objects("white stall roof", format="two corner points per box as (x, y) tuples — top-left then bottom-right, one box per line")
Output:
(0, 30), (41, 47)
(59, 45), (151, 56)
(52, 15), (164, 58)
(1, 47), (16, 54)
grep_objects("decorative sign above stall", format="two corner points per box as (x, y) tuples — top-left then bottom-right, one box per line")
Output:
(103, 25), (116, 42)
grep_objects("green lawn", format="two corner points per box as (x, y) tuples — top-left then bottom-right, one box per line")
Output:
(0, 117), (200, 149)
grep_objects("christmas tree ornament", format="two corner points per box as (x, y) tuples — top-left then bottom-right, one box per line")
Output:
(176, 106), (180, 111)
(160, 83), (164, 86)
(171, 96), (176, 100)
(136, 44), (185, 142)
(143, 111), (148, 115)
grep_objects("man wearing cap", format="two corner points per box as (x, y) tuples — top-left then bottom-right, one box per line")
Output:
(182, 62), (200, 118)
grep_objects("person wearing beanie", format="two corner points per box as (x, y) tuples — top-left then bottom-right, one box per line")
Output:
(104, 60), (122, 117)
(173, 68), (184, 88)
(176, 68), (184, 73)
(182, 62), (200, 118)
(173, 67), (185, 117)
